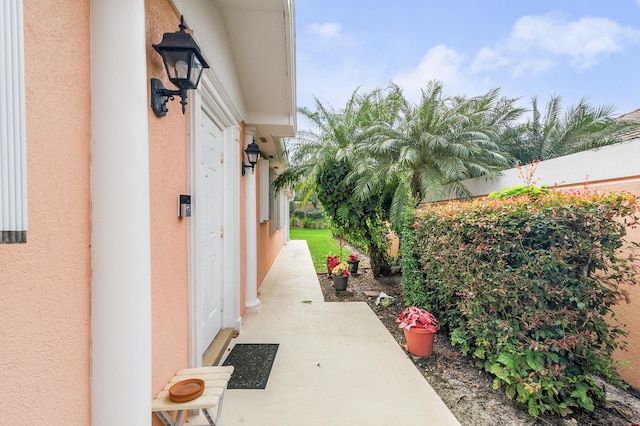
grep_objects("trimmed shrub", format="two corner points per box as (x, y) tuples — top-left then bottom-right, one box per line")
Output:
(290, 216), (326, 229)
(403, 189), (639, 417)
(292, 208), (326, 220)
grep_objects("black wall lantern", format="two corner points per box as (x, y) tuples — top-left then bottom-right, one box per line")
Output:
(150, 16), (210, 117)
(242, 138), (262, 175)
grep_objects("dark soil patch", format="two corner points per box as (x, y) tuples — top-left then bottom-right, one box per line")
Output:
(319, 268), (640, 426)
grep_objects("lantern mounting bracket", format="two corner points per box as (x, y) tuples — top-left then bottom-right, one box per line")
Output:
(150, 78), (188, 117)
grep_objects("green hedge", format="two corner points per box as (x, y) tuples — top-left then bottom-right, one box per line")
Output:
(290, 217), (326, 229)
(292, 208), (326, 220)
(401, 189), (639, 417)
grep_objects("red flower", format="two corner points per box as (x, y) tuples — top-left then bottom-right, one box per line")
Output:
(326, 255), (340, 269)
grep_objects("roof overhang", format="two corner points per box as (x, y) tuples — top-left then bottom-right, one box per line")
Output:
(217, 0), (296, 173)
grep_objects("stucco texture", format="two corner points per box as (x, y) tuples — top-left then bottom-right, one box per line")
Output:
(563, 178), (640, 389)
(255, 162), (285, 288)
(145, 0), (191, 409)
(0, 0), (92, 424)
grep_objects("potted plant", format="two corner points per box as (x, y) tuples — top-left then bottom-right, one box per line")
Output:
(397, 307), (439, 356)
(331, 261), (350, 291)
(326, 254), (340, 276)
(347, 252), (360, 274)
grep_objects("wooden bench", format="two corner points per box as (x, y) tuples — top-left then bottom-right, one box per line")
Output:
(152, 366), (234, 426)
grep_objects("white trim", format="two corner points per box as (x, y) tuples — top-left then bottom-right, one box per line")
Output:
(201, 67), (243, 125)
(188, 73), (243, 366)
(259, 159), (270, 222)
(199, 70), (241, 128)
(222, 125), (242, 327)
(187, 87), (199, 368)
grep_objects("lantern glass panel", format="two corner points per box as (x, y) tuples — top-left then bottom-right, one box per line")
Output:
(247, 150), (260, 164)
(163, 51), (199, 90)
(189, 55), (204, 87)
(164, 50), (189, 79)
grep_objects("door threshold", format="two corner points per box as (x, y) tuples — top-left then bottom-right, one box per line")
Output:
(202, 327), (235, 366)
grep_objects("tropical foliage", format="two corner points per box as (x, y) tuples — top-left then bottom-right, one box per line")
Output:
(350, 81), (520, 226)
(402, 189), (639, 417)
(277, 80), (639, 275)
(277, 89), (396, 276)
(499, 95), (637, 165)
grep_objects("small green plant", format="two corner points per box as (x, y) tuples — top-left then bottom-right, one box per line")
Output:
(488, 161), (550, 199)
(487, 184), (550, 199)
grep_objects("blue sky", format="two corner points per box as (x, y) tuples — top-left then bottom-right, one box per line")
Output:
(295, 0), (640, 125)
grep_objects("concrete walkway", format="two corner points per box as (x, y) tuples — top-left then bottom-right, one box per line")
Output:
(221, 240), (460, 425)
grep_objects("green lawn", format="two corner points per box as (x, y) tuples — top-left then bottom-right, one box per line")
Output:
(290, 228), (343, 272)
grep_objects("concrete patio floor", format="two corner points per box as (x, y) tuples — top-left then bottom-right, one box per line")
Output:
(219, 240), (460, 425)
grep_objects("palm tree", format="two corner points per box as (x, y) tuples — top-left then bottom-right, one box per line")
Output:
(350, 81), (520, 228)
(274, 89), (366, 194)
(275, 89), (396, 276)
(501, 95), (638, 165)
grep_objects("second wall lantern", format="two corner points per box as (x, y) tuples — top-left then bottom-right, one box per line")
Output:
(150, 16), (209, 117)
(242, 138), (262, 176)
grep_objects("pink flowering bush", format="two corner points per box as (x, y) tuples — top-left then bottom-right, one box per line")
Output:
(401, 188), (639, 417)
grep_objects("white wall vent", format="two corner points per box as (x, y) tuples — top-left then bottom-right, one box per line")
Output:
(1, 0), (28, 243)
(259, 159), (270, 222)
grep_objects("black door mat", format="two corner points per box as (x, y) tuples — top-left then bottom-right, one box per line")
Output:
(222, 343), (279, 389)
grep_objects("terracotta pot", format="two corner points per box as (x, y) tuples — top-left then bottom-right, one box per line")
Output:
(403, 327), (435, 356)
(332, 275), (348, 291)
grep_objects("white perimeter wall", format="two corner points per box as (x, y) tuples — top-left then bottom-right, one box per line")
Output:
(430, 139), (640, 200)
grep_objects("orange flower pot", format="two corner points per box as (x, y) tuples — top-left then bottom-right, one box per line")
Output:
(403, 327), (435, 356)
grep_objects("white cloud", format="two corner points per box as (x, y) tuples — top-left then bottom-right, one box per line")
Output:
(393, 45), (463, 99)
(307, 22), (341, 38)
(471, 14), (640, 75)
(472, 47), (511, 72)
(368, 13), (640, 106)
(393, 45), (490, 102)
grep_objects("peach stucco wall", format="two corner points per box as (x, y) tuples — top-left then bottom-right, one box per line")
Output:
(256, 163), (285, 287)
(0, 1), (92, 424)
(145, 0), (191, 420)
(4, 2), (279, 423)
(257, 223), (284, 287)
(561, 178), (640, 389)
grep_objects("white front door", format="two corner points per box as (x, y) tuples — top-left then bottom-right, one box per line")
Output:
(195, 110), (224, 357)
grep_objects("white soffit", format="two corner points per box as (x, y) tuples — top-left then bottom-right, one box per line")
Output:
(217, 0), (296, 137)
